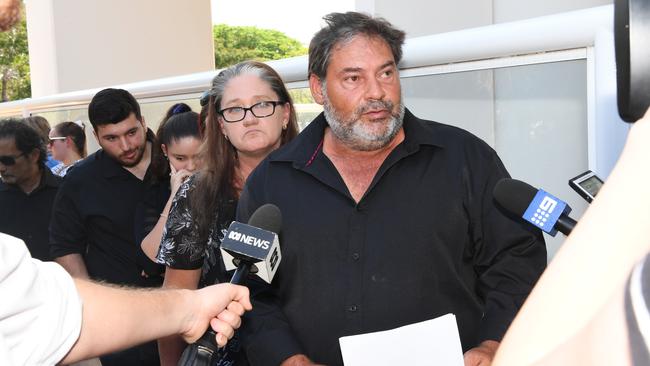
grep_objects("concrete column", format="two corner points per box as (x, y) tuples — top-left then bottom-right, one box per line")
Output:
(25, 0), (214, 97)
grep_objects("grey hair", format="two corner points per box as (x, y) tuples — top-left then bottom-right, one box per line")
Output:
(211, 63), (261, 109)
(308, 12), (406, 79)
(210, 61), (288, 111)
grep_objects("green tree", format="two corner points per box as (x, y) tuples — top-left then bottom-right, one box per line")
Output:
(0, 9), (30, 102)
(213, 24), (307, 68)
(290, 88), (315, 104)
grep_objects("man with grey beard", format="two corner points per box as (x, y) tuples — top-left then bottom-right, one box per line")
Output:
(237, 12), (546, 366)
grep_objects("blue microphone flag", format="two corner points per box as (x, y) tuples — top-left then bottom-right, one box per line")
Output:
(522, 189), (571, 235)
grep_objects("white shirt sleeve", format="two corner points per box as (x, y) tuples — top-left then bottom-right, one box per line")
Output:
(0, 233), (82, 366)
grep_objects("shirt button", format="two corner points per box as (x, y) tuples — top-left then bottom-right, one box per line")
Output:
(352, 252), (360, 261)
(348, 304), (358, 312)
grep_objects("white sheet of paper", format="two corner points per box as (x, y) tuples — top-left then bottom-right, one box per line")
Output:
(338, 313), (464, 366)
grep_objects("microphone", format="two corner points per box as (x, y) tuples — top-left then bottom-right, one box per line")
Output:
(220, 203), (282, 285)
(178, 204), (282, 366)
(493, 178), (577, 236)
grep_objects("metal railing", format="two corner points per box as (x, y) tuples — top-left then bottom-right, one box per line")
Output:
(0, 5), (613, 118)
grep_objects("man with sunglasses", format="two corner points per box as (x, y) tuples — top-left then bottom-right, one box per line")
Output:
(0, 118), (62, 261)
(49, 88), (163, 366)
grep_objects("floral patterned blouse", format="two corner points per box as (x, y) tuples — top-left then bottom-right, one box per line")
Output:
(156, 175), (236, 287)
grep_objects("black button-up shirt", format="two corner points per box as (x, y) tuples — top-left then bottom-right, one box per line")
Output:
(0, 167), (61, 261)
(49, 135), (161, 287)
(237, 110), (547, 365)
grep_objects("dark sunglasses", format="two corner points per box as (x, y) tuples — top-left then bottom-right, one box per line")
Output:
(0, 153), (26, 166)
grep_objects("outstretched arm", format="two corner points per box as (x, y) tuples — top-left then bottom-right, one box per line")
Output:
(158, 267), (202, 366)
(61, 279), (251, 364)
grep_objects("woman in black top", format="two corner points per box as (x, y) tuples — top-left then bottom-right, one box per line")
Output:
(136, 104), (203, 275)
(156, 61), (299, 365)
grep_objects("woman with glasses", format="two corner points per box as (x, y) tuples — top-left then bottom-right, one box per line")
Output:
(48, 121), (87, 177)
(156, 60), (299, 365)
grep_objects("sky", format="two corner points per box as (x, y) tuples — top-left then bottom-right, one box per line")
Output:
(211, 0), (355, 46)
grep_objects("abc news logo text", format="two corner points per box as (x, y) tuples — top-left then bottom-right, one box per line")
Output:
(228, 230), (271, 250)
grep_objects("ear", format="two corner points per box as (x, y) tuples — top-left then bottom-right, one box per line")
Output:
(65, 136), (73, 148)
(92, 129), (99, 145)
(218, 117), (227, 135)
(28, 148), (40, 164)
(309, 74), (325, 105)
(140, 116), (147, 129)
(281, 102), (291, 124)
(161, 144), (168, 156)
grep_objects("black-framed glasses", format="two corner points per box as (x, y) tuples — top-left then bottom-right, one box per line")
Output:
(0, 153), (26, 166)
(218, 101), (285, 123)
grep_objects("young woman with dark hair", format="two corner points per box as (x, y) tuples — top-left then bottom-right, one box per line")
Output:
(137, 104), (204, 272)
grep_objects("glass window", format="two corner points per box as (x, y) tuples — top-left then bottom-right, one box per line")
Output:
(401, 60), (589, 259)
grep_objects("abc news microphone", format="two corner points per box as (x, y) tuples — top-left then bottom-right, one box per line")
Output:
(493, 178), (577, 236)
(220, 204), (282, 285)
(178, 204), (282, 366)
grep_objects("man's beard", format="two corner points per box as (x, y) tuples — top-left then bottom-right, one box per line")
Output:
(322, 86), (405, 151)
(113, 141), (146, 167)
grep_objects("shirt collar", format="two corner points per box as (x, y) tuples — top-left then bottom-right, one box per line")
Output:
(269, 108), (445, 166)
(400, 108), (446, 150)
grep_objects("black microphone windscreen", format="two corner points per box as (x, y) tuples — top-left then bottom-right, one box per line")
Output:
(615, 0), (650, 122)
(493, 178), (538, 217)
(248, 203), (282, 233)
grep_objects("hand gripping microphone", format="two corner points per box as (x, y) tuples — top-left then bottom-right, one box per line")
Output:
(177, 204), (282, 366)
(493, 178), (577, 236)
